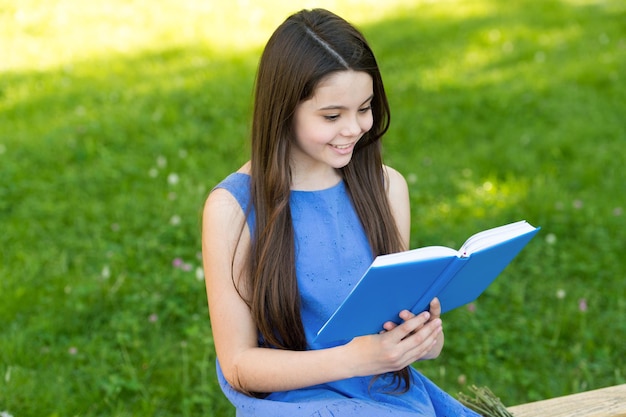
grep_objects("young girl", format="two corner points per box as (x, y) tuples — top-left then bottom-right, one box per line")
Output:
(202, 8), (480, 416)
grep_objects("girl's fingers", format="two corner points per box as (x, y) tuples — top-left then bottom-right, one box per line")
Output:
(405, 325), (443, 360)
(429, 297), (441, 316)
(381, 310), (421, 335)
(398, 309), (416, 321)
(393, 311), (431, 340)
(384, 308), (441, 343)
(382, 321), (397, 331)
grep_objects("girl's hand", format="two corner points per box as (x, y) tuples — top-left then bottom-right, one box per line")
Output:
(379, 298), (444, 360)
(345, 300), (444, 377)
(382, 297), (442, 329)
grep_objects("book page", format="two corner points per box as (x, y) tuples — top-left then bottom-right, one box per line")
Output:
(371, 246), (457, 267)
(460, 220), (535, 255)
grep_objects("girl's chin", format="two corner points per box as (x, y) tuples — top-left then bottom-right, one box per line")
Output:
(329, 155), (354, 169)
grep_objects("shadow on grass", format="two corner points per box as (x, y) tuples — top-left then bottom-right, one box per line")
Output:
(0, 0), (625, 414)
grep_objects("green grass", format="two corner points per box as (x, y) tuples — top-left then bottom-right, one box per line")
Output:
(1, 0), (625, 415)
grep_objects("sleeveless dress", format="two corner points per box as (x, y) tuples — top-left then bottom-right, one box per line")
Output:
(213, 172), (480, 417)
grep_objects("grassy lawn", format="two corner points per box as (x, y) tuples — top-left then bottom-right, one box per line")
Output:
(1, 0), (625, 415)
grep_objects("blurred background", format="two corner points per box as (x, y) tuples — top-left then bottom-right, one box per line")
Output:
(1, 0), (624, 415)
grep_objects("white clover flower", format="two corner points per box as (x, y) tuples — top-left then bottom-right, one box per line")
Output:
(545, 233), (557, 245)
(170, 215), (181, 225)
(195, 267), (205, 281)
(157, 156), (167, 168)
(556, 289), (566, 299)
(167, 173), (179, 185)
(101, 265), (111, 279)
(149, 168), (158, 178)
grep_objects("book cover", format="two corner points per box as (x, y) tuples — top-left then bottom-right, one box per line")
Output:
(313, 220), (540, 344)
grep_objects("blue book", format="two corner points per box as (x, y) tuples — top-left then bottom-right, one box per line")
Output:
(313, 220), (540, 344)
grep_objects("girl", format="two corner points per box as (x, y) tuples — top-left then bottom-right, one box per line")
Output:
(202, 8), (480, 416)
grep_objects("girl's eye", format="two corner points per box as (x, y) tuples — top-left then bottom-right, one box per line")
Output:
(323, 106), (370, 121)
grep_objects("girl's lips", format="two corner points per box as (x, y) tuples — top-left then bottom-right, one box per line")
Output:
(330, 142), (356, 155)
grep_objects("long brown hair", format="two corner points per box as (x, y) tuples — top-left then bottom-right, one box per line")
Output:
(248, 9), (411, 390)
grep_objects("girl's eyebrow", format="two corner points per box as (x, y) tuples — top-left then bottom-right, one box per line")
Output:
(318, 94), (374, 111)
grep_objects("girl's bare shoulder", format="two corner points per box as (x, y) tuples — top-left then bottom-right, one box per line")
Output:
(382, 165), (408, 195)
(237, 161), (251, 175)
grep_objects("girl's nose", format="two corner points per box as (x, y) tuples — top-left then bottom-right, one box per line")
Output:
(341, 115), (362, 137)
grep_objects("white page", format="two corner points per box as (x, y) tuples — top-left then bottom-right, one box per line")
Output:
(371, 246), (457, 267)
(460, 220), (534, 255)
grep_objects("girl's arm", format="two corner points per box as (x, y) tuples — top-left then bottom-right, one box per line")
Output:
(202, 186), (442, 394)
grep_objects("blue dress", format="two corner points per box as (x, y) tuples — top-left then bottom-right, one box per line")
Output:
(214, 173), (480, 417)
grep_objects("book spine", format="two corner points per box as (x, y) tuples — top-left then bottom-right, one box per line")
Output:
(409, 257), (470, 314)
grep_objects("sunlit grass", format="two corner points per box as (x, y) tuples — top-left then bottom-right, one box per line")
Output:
(2, 0), (429, 71)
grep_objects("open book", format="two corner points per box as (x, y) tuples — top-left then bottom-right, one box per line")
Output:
(313, 220), (540, 344)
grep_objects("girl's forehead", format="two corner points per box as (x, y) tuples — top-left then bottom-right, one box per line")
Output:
(308, 71), (373, 107)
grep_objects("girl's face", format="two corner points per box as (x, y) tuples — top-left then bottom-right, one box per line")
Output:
(291, 70), (374, 175)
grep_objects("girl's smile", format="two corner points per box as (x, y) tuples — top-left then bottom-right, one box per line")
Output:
(329, 141), (357, 154)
